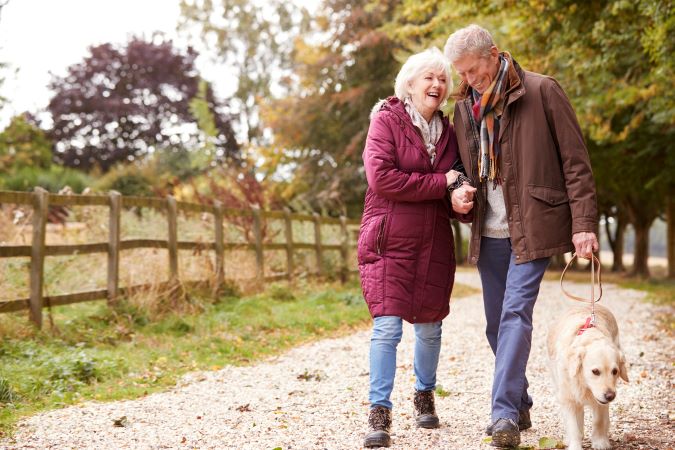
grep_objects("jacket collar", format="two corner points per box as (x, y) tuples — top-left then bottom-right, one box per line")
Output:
(372, 96), (451, 168)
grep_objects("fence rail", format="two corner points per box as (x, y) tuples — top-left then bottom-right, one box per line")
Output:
(0, 188), (360, 328)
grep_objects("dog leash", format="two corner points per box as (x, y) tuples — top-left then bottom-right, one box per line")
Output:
(560, 253), (602, 335)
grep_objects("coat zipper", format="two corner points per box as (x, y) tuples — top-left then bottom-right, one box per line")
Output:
(463, 100), (484, 232)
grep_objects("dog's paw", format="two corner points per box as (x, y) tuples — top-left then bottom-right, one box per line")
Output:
(567, 441), (583, 450)
(591, 437), (611, 449)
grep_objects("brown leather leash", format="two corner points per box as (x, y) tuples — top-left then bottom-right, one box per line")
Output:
(560, 253), (603, 335)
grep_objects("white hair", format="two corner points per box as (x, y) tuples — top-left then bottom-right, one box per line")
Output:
(444, 24), (495, 63)
(394, 47), (452, 104)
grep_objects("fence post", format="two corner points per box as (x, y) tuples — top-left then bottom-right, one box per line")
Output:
(29, 187), (48, 328)
(167, 196), (179, 283)
(213, 201), (224, 298)
(251, 206), (264, 283)
(283, 208), (295, 281)
(313, 213), (323, 277)
(107, 191), (121, 305)
(340, 215), (349, 284)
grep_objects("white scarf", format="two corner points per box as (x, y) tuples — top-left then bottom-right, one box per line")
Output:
(404, 97), (443, 163)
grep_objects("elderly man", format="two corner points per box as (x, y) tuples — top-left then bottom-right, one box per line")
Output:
(444, 25), (599, 448)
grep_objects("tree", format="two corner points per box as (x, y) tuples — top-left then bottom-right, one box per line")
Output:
(260, 0), (402, 216)
(179, 0), (306, 145)
(0, 113), (52, 173)
(47, 37), (239, 171)
(387, 0), (675, 277)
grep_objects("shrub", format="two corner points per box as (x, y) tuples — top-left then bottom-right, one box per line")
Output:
(94, 164), (154, 196)
(0, 166), (91, 193)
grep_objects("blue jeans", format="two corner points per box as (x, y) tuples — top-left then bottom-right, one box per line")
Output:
(477, 237), (549, 422)
(369, 316), (442, 410)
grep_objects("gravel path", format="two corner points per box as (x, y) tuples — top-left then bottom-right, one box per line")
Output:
(2, 271), (673, 449)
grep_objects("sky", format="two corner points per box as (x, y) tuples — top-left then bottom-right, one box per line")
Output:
(0, 0), (184, 128)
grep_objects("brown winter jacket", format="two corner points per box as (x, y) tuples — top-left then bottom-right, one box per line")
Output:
(453, 54), (598, 264)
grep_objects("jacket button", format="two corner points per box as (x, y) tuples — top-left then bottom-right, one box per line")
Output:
(413, 316), (417, 320)
(508, 216), (512, 221)
(516, 255), (520, 259)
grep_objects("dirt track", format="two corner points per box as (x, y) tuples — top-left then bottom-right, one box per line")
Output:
(1, 270), (673, 449)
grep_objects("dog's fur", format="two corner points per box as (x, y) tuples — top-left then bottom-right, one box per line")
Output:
(547, 304), (628, 450)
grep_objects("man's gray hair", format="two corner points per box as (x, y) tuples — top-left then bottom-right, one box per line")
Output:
(394, 47), (452, 104)
(444, 24), (495, 63)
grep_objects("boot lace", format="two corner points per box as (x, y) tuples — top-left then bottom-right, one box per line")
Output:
(414, 390), (436, 415)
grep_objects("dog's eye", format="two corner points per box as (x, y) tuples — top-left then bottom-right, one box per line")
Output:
(612, 368), (618, 376)
(592, 369), (600, 376)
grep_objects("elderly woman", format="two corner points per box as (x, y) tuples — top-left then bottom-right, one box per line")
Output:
(358, 47), (474, 448)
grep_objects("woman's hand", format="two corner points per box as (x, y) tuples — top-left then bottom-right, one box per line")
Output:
(445, 170), (460, 187)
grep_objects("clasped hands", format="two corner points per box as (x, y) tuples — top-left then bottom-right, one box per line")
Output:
(446, 170), (476, 214)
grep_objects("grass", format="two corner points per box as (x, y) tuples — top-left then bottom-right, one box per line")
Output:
(0, 278), (477, 437)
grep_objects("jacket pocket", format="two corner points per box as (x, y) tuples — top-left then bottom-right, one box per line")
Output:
(375, 215), (387, 255)
(528, 184), (569, 206)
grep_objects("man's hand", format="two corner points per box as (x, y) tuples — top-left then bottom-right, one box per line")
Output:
(451, 183), (477, 214)
(572, 231), (599, 259)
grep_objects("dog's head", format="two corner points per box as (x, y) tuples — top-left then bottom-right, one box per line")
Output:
(569, 335), (629, 404)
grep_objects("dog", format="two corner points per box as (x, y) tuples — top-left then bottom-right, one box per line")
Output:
(547, 303), (629, 450)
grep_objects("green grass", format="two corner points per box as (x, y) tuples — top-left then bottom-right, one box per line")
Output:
(0, 279), (476, 437)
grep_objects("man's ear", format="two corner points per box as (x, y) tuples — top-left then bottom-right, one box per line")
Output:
(619, 350), (629, 382)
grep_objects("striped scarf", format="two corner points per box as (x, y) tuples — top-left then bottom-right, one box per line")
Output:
(404, 97), (443, 164)
(472, 56), (509, 182)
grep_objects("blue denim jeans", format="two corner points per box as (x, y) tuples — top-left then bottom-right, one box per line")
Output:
(477, 237), (549, 422)
(369, 315), (442, 410)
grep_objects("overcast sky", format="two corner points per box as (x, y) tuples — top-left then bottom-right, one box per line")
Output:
(0, 0), (191, 128)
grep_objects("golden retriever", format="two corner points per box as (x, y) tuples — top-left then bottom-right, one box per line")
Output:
(547, 304), (629, 450)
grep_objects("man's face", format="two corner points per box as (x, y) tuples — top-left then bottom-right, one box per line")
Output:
(452, 47), (500, 95)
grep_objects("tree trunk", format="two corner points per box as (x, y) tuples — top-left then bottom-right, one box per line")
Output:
(611, 217), (627, 272)
(668, 196), (675, 279)
(631, 220), (652, 278)
(452, 220), (464, 265)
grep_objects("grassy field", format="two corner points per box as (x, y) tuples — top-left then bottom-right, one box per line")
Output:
(0, 278), (478, 437)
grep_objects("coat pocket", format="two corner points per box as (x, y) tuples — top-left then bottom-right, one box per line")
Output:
(528, 184), (569, 206)
(375, 215), (387, 255)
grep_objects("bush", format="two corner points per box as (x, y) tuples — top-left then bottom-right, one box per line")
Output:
(94, 164), (155, 196)
(0, 166), (91, 193)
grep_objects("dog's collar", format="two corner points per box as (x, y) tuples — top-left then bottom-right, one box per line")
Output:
(577, 315), (595, 336)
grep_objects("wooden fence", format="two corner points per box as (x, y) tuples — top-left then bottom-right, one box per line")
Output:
(0, 188), (360, 328)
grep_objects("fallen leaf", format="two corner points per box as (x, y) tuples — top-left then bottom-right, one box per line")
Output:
(538, 436), (565, 449)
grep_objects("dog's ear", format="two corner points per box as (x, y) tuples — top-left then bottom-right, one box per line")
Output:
(566, 346), (585, 379)
(619, 350), (629, 382)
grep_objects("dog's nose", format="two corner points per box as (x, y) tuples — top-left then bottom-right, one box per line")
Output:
(604, 391), (616, 402)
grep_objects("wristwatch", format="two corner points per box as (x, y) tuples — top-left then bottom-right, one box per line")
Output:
(447, 173), (472, 191)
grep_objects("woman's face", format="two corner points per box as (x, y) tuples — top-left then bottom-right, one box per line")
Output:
(408, 67), (448, 121)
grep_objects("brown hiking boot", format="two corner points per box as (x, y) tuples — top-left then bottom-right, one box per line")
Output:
(486, 409), (531, 435)
(364, 406), (392, 448)
(413, 389), (439, 429)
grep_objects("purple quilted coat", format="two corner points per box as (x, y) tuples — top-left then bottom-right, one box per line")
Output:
(358, 97), (468, 324)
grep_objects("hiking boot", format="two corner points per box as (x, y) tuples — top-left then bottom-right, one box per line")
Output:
(364, 406), (392, 448)
(490, 418), (521, 448)
(486, 409), (531, 435)
(413, 389), (440, 429)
